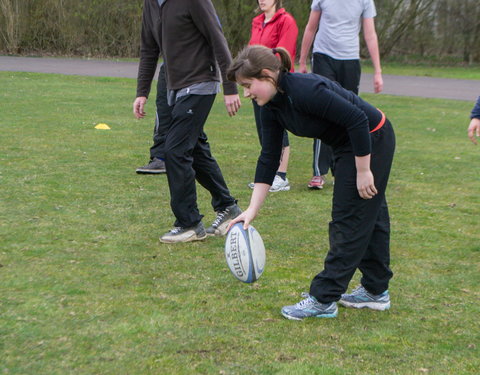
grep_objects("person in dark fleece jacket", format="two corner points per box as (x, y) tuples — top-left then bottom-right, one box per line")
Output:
(144, 0), (242, 243)
(227, 45), (395, 321)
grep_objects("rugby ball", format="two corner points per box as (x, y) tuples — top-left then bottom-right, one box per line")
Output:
(225, 223), (266, 283)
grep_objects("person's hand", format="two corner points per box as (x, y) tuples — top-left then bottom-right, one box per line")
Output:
(357, 170), (377, 199)
(299, 62), (308, 74)
(373, 72), (383, 93)
(224, 94), (241, 117)
(227, 207), (258, 231)
(133, 96), (147, 119)
(467, 117), (480, 145)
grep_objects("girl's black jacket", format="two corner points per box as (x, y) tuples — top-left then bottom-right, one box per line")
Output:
(256, 72), (385, 185)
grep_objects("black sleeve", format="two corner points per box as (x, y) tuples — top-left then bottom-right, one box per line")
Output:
(189, 0), (238, 95)
(136, 0), (160, 98)
(297, 83), (372, 156)
(254, 108), (284, 185)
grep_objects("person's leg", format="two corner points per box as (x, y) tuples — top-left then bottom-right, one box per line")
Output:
(309, 139), (331, 189)
(252, 100), (290, 192)
(278, 145), (290, 173)
(312, 53), (337, 81)
(337, 59), (361, 95)
(137, 64), (171, 174)
(308, 153), (380, 302)
(358, 199), (393, 293)
(150, 64), (172, 160)
(192, 130), (241, 236)
(164, 94), (217, 229)
(359, 120), (395, 293)
(339, 122), (395, 309)
(337, 198), (392, 310)
(312, 140), (332, 176)
(269, 130), (291, 192)
(191, 131), (236, 213)
(309, 121), (395, 304)
(310, 53), (336, 184)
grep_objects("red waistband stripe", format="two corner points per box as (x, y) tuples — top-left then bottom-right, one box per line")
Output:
(370, 109), (386, 133)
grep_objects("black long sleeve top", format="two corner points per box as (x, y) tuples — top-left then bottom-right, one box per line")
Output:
(255, 72), (384, 185)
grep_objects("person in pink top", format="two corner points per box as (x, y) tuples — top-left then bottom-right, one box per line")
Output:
(247, 0), (298, 192)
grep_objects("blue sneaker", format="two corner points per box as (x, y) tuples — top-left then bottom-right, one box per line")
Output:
(339, 285), (390, 311)
(281, 293), (338, 320)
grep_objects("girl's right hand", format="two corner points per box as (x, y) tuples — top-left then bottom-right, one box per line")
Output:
(227, 207), (258, 231)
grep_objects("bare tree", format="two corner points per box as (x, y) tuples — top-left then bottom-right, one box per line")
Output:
(0, 0), (477, 62)
(0, 0), (22, 53)
(374, 0), (436, 58)
(454, 0), (480, 64)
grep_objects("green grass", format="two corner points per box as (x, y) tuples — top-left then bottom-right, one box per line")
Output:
(0, 71), (479, 375)
(361, 59), (480, 80)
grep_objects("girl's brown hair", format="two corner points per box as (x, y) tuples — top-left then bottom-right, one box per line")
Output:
(227, 45), (292, 86)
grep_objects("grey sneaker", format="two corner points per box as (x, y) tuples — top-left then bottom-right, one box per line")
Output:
(206, 204), (242, 236)
(339, 285), (391, 311)
(281, 293), (338, 320)
(269, 175), (290, 192)
(136, 158), (166, 174)
(159, 222), (207, 243)
(247, 182), (254, 189)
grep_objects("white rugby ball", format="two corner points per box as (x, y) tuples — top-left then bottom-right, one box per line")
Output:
(225, 223), (266, 283)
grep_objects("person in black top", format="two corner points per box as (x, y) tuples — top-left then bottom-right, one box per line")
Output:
(227, 45), (395, 320)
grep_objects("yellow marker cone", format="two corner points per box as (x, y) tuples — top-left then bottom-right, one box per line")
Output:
(95, 123), (111, 130)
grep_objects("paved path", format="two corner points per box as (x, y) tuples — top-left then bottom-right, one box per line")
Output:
(1, 55), (478, 102)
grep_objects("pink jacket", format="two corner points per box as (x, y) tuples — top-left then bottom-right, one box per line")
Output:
(249, 8), (298, 72)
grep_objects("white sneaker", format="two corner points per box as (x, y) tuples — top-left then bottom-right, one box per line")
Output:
(269, 175), (290, 192)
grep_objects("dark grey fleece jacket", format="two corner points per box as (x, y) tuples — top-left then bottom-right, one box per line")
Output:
(136, 0), (238, 98)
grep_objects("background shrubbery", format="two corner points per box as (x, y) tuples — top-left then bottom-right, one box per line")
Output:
(0, 0), (479, 64)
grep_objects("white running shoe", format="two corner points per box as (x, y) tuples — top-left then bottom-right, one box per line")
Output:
(269, 175), (290, 192)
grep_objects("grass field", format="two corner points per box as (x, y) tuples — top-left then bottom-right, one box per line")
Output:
(0, 71), (479, 375)
(361, 61), (480, 80)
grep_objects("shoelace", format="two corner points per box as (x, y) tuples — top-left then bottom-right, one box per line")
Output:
(295, 292), (315, 308)
(350, 285), (367, 296)
(170, 227), (183, 234)
(212, 209), (228, 228)
(271, 176), (282, 187)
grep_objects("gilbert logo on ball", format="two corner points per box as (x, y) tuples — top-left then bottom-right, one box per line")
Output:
(225, 223), (266, 283)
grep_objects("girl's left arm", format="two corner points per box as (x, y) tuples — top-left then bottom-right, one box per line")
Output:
(355, 154), (377, 199)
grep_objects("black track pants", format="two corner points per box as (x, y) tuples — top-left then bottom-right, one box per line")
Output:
(164, 94), (235, 228)
(309, 119), (395, 303)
